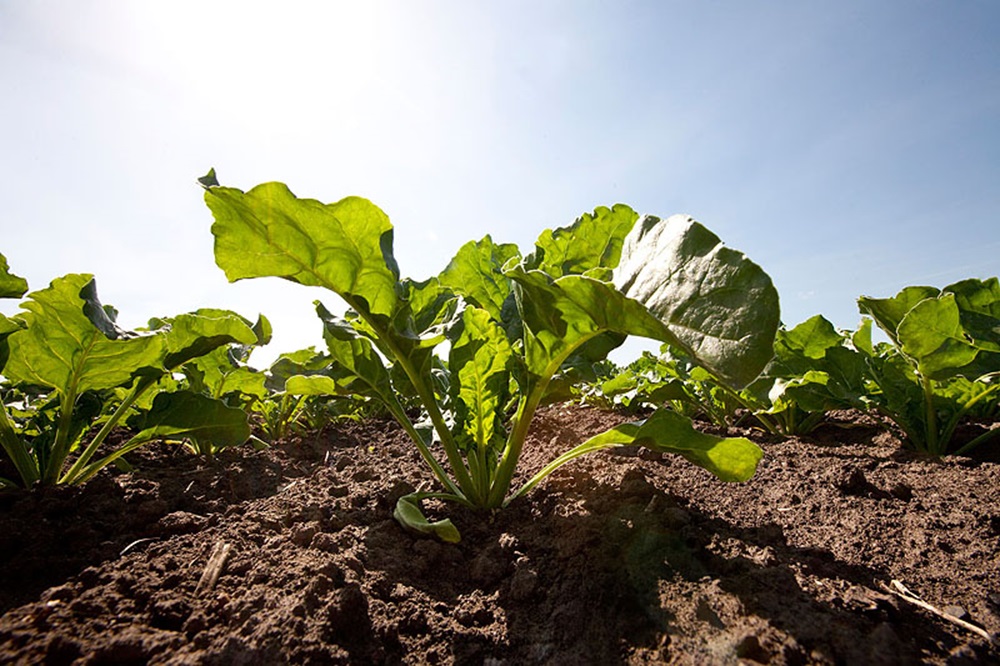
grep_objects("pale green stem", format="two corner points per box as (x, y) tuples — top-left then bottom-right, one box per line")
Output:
(43, 389), (79, 485)
(0, 401), (38, 486)
(61, 375), (157, 484)
(350, 300), (478, 502)
(921, 374), (939, 455)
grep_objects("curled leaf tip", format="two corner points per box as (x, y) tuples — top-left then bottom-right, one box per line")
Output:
(198, 168), (219, 189)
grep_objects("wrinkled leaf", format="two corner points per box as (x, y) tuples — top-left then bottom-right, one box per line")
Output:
(613, 215), (780, 388)
(449, 306), (512, 456)
(207, 181), (400, 320)
(526, 204), (638, 279)
(5, 275), (164, 394)
(439, 236), (520, 320)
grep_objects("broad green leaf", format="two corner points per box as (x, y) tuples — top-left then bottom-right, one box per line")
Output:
(613, 215), (780, 388)
(284, 374), (343, 396)
(943, 277), (1000, 353)
(66, 389), (252, 483)
(266, 347), (331, 392)
(509, 268), (676, 385)
(778, 315), (843, 361)
(0, 314), (25, 371)
(132, 390), (250, 448)
(439, 236), (521, 320)
(858, 286), (939, 346)
(852, 318), (874, 357)
(0, 252), (28, 299)
(185, 347), (268, 400)
(897, 294), (979, 379)
(449, 306), (512, 455)
(206, 180), (400, 320)
(316, 302), (398, 403)
(161, 309), (261, 370)
(634, 409), (762, 482)
(5, 275), (165, 395)
(526, 204), (639, 279)
(945, 277), (1000, 319)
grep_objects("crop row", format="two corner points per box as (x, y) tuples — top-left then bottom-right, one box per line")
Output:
(2, 172), (997, 540)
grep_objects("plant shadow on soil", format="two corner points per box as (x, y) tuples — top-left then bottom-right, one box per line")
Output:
(1, 405), (999, 664)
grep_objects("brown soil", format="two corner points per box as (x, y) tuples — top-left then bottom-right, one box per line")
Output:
(1, 405), (999, 665)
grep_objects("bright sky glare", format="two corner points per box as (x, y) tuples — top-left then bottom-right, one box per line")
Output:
(2, 1), (998, 365)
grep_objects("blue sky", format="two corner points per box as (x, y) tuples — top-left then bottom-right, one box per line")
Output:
(2, 1), (998, 364)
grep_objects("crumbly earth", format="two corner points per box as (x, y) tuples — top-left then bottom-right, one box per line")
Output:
(1, 405), (998, 665)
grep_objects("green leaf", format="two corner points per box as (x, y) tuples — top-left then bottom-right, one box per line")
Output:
(448, 306), (512, 456)
(0, 252), (28, 299)
(393, 493), (461, 543)
(0, 314), (25, 371)
(943, 277), (1000, 353)
(284, 374), (343, 396)
(852, 318), (874, 357)
(66, 389), (252, 483)
(161, 308), (261, 370)
(945, 277), (1000, 319)
(613, 215), (780, 388)
(266, 347), (331, 392)
(858, 286), (939, 346)
(634, 409), (762, 482)
(512, 407), (762, 500)
(4, 275), (165, 395)
(206, 181), (400, 320)
(439, 236), (521, 320)
(897, 294), (979, 379)
(508, 268), (674, 384)
(526, 204), (638, 279)
(185, 346), (268, 400)
(777, 315), (844, 361)
(316, 302), (399, 403)
(197, 167), (219, 188)
(133, 390), (250, 449)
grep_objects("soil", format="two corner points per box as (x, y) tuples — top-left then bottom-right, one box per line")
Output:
(1, 405), (999, 665)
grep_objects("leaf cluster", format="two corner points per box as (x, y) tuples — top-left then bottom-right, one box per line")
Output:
(0, 255), (266, 487)
(858, 279), (1000, 454)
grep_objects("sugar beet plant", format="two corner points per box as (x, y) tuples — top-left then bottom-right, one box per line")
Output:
(858, 279), (1000, 455)
(202, 172), (780, 541)
(0, 255), (265, 487)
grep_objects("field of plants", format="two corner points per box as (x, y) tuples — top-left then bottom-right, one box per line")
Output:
(1, 174), (998, 664)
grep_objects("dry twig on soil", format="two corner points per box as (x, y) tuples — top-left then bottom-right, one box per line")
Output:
(195, 540), (232, 595)
(884, 579), (999, 646)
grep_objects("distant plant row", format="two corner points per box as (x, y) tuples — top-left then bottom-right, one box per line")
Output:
(1, 171), (996, 540)
(582, 285), (1000, 456)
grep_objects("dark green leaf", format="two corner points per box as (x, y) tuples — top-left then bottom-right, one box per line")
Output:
(613, 215), (780, 388)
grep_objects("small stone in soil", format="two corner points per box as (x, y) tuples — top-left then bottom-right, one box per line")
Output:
(944, 605), (969, 621)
